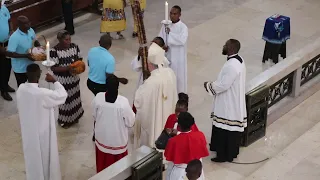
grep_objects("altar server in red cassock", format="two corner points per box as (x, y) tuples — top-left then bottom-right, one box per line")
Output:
(164, 112), (209, 180)
(92, 75), (135, 173)
(164, 93), (199, 132)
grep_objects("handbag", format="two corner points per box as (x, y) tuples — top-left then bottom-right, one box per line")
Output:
(155, 129), (171, 150)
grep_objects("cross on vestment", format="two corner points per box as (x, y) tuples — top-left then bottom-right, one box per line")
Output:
(132, 0), (150, 80)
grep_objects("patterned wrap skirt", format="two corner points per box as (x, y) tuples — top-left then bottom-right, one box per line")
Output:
(55, 72), (84, 125)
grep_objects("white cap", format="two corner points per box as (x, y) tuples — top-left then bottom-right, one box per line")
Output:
(148, 42), (166, 67)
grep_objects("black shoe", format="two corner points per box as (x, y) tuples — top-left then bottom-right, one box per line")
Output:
(92, 135), (95, 142)
(132, 32), (138, 38)
(7, 86), (15, 93)
(211, 157), (227, 163)
(1, 92), (13, 101)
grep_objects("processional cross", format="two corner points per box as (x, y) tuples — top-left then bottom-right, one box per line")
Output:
(132, 0), (150, 80)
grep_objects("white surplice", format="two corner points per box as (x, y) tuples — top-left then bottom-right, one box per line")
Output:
(93, 93), (135, 154)
(133, 43), (178, 148)
(17, 82), (68, 180)
(204, 54), (247, 132)
(159, 20), (188, 93)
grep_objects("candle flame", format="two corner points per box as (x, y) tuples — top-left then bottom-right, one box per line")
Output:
(46, 42), (49, 46)
(165, 1), (168, 5)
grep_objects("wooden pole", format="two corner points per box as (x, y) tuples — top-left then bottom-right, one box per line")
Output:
(132, 0), (150, 80)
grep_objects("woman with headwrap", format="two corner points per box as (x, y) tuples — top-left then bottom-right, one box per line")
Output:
(92, 75), (135, 172)
(50, 30), (84, 128)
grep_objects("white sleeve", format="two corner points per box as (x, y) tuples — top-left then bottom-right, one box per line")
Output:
(42, 82), (68, 108)
(131, 56), (142, 72)
(158, 25), (166, 40)
(204, 64), (238, 95)
(123, 99), (135, 128)
(168, 24), (188, 46)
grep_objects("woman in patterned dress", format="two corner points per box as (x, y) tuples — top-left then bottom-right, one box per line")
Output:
(50, 30), (84, 128)
(100, 0), (126, 39)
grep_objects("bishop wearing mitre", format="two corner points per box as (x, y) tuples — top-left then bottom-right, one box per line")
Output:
(133, 41), (178, 148)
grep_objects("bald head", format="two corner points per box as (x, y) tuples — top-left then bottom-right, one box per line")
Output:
(17, 16), (30, 33)
(99, 34), (112, 50)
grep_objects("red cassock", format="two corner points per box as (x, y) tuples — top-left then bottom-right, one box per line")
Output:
(164, 114), (199, 132)
(95, 145), (128, 173)
(164, 131), (209, 164)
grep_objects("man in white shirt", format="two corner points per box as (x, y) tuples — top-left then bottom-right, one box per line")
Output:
(204, 39), (247, 163)
(134, 41), (178, 148)
(159, 5), (188, 93)
(92, 75), (135, 172)
(17, 64), (68, 180)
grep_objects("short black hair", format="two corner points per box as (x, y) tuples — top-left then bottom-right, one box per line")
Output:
(178, 93), (189, 102)
(154, 37), (165, 47)
(26, 64), (41, 82)
(178, 112), (195, 130)
(177, 99), (188, 108)
(172, 5), (182, 13)
(229, 39), (241, 53)
(57, 30), (70, 40)
(100, 34), (112, 47)
(186, 159), (202, 179)
(106, 74), (119, 91)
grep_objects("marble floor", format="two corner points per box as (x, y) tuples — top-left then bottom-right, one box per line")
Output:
(1, 0), (320, 179)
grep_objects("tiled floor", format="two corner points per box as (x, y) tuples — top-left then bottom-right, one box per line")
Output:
(1, 0), (320, 179)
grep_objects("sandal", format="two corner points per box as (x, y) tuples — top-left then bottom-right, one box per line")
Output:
(115, 34), (124, 40)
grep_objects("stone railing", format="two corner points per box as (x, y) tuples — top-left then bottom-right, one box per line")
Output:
(243, 38), (320, 146)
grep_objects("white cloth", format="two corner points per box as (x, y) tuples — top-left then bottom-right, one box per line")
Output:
(159, 20), (188, 93)
(31, 47), (45, 55)
(166, 159), (205, 180)
(133, 66), (178, 148)
(17, 82), (67, 180)
(204, 54), (247, 132)
(93, 93), (135, 155)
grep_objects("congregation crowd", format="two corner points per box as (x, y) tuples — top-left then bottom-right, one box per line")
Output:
(0, 2), (247, 180)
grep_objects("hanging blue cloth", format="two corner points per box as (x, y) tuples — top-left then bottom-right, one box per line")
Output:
(262, 15), (290, 44)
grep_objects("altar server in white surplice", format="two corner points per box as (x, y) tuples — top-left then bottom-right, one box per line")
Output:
(17, 64), (67, 180)
(203, 39), (247, 163)
(159, 5), (188, 93)
(134, 42), (178, 148)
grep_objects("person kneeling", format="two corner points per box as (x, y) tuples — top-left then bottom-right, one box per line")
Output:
(92, 75), (135, 173)
(164, 112), (209, 180)
(164, 93), (199, 132)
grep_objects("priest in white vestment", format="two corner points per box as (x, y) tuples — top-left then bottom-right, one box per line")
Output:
(203, 39), (247, 163)
(159, 5), (188, 93)
(134, 42), (178, 148)
(16, 64), (67, 180)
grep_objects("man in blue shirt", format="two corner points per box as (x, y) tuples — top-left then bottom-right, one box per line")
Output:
(87, 34), (128, 96)
(0, 3), (15, 101)
(87, 34), (128, 142)
(6, 15), (35, 87)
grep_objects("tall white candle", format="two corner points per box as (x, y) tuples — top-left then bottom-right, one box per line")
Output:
(46, 41), (50, 61)
(165, 1), (168, 21)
